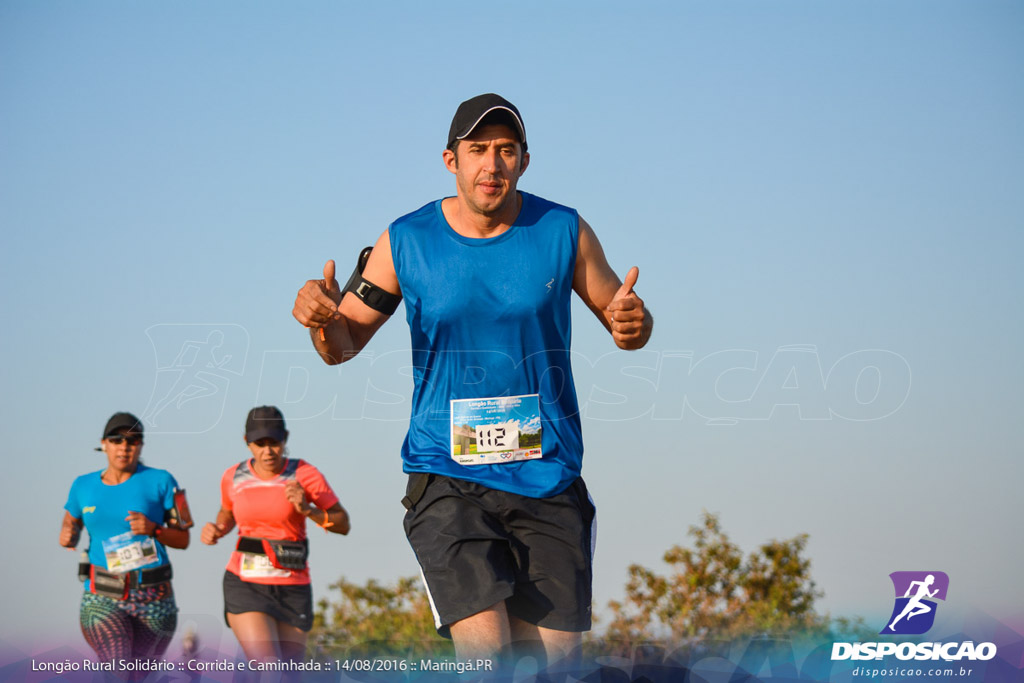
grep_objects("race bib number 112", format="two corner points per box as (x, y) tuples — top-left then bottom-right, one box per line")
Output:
(450, 394), (543, 466)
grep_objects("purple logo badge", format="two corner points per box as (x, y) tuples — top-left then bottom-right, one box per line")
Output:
(881, 571), (949, 635)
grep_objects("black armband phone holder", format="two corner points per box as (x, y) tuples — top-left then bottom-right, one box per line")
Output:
(343, 246), (402, 315)
(166, 488), (194, 530)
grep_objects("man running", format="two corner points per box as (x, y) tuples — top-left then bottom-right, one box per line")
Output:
(292, 93), (652, 668)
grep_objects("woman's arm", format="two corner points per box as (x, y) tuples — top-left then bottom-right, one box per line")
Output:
(201, 507), (237, 545)
(285, 481), (351, 535)
(126, 510), (190, 550)
(305, 502), (351, 536)
(59, 511), (82, 548)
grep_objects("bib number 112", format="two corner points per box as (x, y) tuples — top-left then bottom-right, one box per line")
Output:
(475, 423), (519, 452)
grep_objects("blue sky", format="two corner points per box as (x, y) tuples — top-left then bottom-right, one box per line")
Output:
(1, 0), (1022, 657)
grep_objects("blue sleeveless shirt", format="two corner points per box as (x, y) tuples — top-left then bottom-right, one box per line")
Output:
(389, 191), (583, 498)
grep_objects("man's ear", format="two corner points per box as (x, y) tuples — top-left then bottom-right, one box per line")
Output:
(520, 150), (530, 175)
(443, 147), (458, 174)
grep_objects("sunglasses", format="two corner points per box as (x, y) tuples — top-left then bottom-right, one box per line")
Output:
(107, 435), (143, 446)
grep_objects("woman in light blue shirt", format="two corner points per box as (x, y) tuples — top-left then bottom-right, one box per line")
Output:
(60, 412), (192, 663)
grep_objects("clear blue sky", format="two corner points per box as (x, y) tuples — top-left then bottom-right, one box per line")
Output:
(1, 0), (1022, 657)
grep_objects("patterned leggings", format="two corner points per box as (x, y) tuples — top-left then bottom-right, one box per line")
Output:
(79, 583), (178, 661)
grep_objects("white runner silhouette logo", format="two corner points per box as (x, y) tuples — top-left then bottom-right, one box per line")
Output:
(881, 571), (949, 635)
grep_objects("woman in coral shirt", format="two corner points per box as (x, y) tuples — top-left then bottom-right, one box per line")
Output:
(201, 406), (350, 662)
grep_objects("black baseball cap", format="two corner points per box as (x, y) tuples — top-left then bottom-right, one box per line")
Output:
(102, 412), (144, 439)
(245, 405), (288, 443)
(447, 93), (527, 152)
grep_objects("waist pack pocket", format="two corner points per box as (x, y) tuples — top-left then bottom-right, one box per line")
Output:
(90, 566), (129, 600)
(262, 539), (308, 570)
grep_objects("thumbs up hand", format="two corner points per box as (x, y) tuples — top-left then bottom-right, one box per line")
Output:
(293, 259), (344, 329)
(605, 266), (650, 349)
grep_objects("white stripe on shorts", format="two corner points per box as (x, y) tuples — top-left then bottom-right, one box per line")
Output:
(419, 567), (444, 630)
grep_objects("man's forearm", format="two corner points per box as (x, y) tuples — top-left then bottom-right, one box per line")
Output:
(312, 312), (384, 365)
(311, 317), (355, 365)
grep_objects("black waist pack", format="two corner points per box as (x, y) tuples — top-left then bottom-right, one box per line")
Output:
(88, 564), (173, 600)
(236, 536), (309, 571)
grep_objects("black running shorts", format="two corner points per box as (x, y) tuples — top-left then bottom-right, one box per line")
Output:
(222, 571), (314, 631)
(403, 474), (596, 634)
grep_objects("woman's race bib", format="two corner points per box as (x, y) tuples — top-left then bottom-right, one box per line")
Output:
(102, 531), (159, 574)
(239, 552), (292, 579)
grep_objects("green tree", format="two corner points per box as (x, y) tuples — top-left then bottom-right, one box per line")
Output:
(309, 576), (452, 658)
(597, 511), (865, 650)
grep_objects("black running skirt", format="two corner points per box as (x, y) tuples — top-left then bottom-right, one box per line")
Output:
(222, 570), (313, 631)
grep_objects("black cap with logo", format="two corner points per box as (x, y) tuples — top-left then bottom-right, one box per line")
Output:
(447, 93), (527, 152)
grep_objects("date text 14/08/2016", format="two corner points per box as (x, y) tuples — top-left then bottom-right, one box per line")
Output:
(339, 659), (494, 674)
